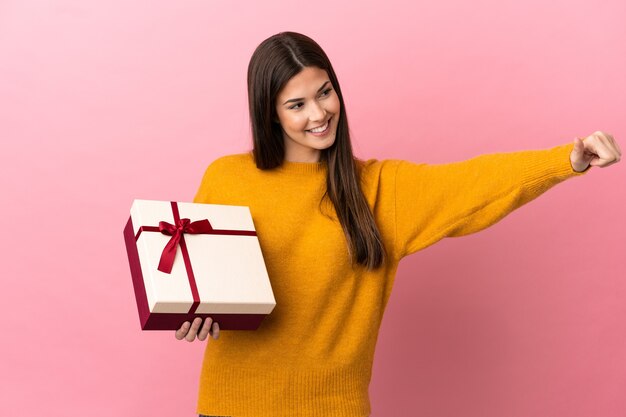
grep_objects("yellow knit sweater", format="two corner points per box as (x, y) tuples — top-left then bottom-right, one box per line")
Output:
(192, 142), (589, 417)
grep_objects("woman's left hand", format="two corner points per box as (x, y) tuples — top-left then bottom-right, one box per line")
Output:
(570, 131), (621, 172)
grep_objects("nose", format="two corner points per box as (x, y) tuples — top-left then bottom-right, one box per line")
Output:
(308, 101), (326, 122)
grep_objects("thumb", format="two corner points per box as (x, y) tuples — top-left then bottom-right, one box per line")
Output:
(571, 137), (588, 161)
(573, 136), (585, 153)
(570, 136), (595, 171)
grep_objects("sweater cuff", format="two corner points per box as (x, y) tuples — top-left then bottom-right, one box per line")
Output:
(522, 142), (591, 194)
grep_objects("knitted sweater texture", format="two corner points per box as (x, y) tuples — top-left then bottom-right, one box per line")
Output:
(192, 142), (589, 417)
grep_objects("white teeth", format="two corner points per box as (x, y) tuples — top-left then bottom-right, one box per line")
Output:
(308, 120), (329, 133)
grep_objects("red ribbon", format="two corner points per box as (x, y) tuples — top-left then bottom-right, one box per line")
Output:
(134, 201), (257, 314)
(156, 217), (214, 273)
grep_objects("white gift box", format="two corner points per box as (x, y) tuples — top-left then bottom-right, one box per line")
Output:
(123, 199), (276, 330)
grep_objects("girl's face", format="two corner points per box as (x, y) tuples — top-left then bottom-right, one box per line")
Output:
(275, 66), (341, 163)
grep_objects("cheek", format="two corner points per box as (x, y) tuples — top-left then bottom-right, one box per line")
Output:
(278, 112), (295, 130)
(331, 96), (341, 113)
(279, 113), (300, 131)
(290, 115), (308, 132)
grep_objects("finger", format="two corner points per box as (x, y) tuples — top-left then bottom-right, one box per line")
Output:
(589, 151), (618, 167)
(582, 135), (617, 166)
(211, 321), (220, 339)
(197, 317), (213, 341)
(607, 133), (622, 155)
(175, 321), (191, 340)
(594, 138), (620, 166)
(612, 137), (622, 156)
(185, 317), (203, 342)
(596, 132), (618, 155)
(605, 135), (622, 159)
(589, 156), (601, 166)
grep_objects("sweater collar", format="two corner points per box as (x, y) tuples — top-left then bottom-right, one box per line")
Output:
(277, 159), (327, 174)
(245, 151), (327, 174)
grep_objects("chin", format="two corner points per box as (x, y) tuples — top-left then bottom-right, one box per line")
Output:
(321, 136), (337, 150)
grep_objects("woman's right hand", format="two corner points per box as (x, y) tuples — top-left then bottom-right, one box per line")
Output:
(175, 317), (220, 342)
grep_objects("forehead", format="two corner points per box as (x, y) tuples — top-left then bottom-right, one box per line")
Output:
(277, 66), (330, 98)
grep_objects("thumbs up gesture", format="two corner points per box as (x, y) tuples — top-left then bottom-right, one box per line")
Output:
(570, 131), (621, 172)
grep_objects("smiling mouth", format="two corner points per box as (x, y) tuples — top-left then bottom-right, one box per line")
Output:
(307, 117), (331, 133)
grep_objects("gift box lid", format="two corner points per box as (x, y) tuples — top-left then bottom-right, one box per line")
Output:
(129, 199), (276, 315)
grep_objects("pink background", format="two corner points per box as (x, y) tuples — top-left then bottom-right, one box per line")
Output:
(1, 0), (625, 416)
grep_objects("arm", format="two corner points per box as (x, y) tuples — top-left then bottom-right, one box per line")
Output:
(393, 142), (591, 259)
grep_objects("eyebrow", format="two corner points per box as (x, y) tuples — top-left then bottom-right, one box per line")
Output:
(282, 81), (331, 105)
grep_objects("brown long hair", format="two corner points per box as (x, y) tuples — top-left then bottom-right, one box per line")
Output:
(247, 31), (386, 270)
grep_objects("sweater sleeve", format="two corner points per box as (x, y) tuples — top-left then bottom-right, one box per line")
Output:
(393, 142), (591, 259)
(193, 158), (223, 204)
(193, 167), (211, 203)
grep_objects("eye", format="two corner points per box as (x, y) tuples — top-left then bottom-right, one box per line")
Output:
(288, 89), (333, 110)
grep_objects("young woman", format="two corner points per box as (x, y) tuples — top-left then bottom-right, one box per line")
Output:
(175, 32), (621, 417)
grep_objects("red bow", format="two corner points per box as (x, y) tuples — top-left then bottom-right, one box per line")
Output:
(157, 218), (213, 273)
